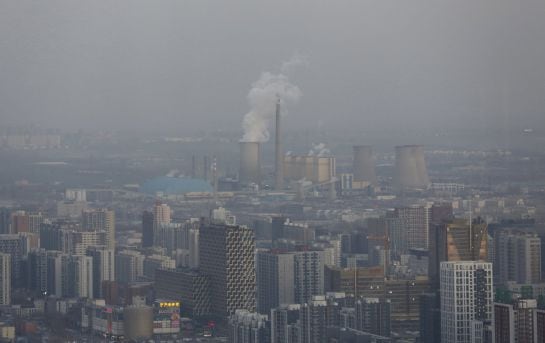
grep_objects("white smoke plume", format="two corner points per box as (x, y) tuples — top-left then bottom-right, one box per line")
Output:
(241, 56), (306, 142)
(308, 143), (330, 157)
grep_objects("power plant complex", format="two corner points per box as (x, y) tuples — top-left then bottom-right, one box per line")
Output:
(238, 102), (429, 193)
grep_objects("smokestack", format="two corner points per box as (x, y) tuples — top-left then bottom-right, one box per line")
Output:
(353, 145), (377, 184)
(212, 156), (218, 202)
(191, 155), (196, 178)
(394, 145), (430, 190)
(275, 98), (284, 190)
(239, 142), (261, 185)
(203, 156), (209, 181)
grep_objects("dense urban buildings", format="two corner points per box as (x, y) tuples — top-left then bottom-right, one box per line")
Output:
(2, 1), (545, 341)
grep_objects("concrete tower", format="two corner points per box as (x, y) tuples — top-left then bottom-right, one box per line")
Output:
(239, 142), (261, 185)
(394, 145), (430, 190)
(353, 145), (377, 184)
(275, 99), (284, 190)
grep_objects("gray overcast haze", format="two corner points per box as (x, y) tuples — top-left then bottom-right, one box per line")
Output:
(1, 0), (544, 133)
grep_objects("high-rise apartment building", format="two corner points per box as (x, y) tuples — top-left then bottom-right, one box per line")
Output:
(294, 251), (324, 305)
(86, 247), (115, 299)
(419, 292), (440, 343)
(354, 297), (391, 337)
(228, 310), (270, 343)
(257, 248), (324, 313)
(199, 223), (256, 317)
(51, 254), (93, 298)
(428, 202), (454, 226)
(82, 209), (115, 250)
(11, 211), (44, 234)
(142, 254), (175, 280)
(495, 230), (541, 285)
(495, 299), (540, 343)
(27, 248), (59, 296)
(0, 208), (11, 234)
(0, 233), (31, 287)
(537, 309), (545, 342)
(153, 202), (171, 227)
(155, 268), (211, 317)
(440, 261), (493, 343)
(256, 250), (295, 314)
(115, 250), (144, 284)
(271, 304), (301, 343)
(153, 220), (199, 256)
(142, 211), (154, 248)
(270, 293), (391, 343)
(429, 218), (488, 289)
(66, 230), (107, 255)
(0, 253), (11, 305)
(394, 206), (428, 251)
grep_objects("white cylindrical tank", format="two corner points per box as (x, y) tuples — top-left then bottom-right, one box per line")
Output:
(123, 306), (153, 340)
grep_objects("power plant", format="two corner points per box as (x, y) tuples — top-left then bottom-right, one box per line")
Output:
(394, 145), (430, 190)
(239, 141), (261, 185)
(353, 145), (377, 185)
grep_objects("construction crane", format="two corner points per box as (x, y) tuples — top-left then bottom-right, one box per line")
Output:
(367, 229), (391, 278)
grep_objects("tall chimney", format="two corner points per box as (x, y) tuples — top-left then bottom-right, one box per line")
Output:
(212, 155), (218, 202)
(191, 155), (196, 178)
(275, 98), (284, 190)
(203, 156), (209, 181)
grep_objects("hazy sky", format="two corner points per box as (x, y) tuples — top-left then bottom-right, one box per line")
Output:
(1, 0), (544, 133)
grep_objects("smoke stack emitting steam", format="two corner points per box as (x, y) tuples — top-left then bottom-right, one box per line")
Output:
(240, 56), (306, 188)
(241, 56), (306, 143)
(394, 145), (430, 190)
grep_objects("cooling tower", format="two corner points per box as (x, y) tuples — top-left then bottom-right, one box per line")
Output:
(353, 145), (377, 184)
(394, 145), (430, 189)
(239, 142), (261, 185)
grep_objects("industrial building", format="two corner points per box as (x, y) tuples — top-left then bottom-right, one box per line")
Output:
(283, 155), (336, 184)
